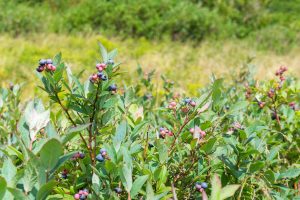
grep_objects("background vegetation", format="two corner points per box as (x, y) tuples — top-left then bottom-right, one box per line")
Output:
(0, 0), (300, 97)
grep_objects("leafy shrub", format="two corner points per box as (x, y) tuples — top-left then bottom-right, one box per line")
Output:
(1, 0), (299, 51)
(0, 44), (299, 199)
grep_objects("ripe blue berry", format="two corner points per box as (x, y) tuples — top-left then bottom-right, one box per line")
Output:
(184, 98), (191, 104)
(61, 174), (67, 179)
(39, 59), (47, 65)
(96, 154), (105, 162)
(101, 75), (107, 81)
(100, 148), (106, 154)
(108, 84), (117, 91)
(114, 187), (122, 194)
(79, 153), (85, 159)
(79, 194), (86, 200)
(36, 66), (44, 72)
(97, 72), (103, 78)
(46, 59), (53, 64)
(201, 182), (208, 189)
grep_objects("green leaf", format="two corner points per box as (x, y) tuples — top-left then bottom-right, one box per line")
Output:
(50, 152), (76, 175)
(0, 176), (7, 199)
(249, 161), (265, 174)
(7, 187), (29, 200)
(264, 170), (275, 184)
(210, 174), (222, 200)
(119, 164), (132, 192)
(2, 157), (17, 186)
(130, 175), (148, 197)
(146, 181), (155, 200)
(113, 121), (127, 151)
(220, 184), (240, 200)
(278, 168), (300, 179)
(36, 180), (57, 200)
(201, 138), (217, 154)
(157, 140), (168, 163)
(99, 42), (108, 61)
(39, 139), (63, 171)
(61, 123), (90, 144)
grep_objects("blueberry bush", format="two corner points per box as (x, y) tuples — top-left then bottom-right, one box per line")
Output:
(0, 44), (299, 200)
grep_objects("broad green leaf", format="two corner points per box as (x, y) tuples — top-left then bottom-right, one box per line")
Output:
(61, 123), (90, 144)
(2, 157), (17, 186)
(50, 152), (76, 175)
(210, 174), (222, 200)
(113, 121), (127, 151)
(36, 180), (57, 200)
(99, 42), (108, 61)
(7, 187), (28, 200)
(157, 140), (168, 163)
(278, 168), (300, 179)
(130, 175), (148, 197)
(264, 170), (275, 184)
(0, 176), (7, 199)
(220, 184), (240, 200)
(249, 161), (265, 174)
(39, 139), (63, 171)
(201, 138), (217, 154)
(119, 164), (132, 192)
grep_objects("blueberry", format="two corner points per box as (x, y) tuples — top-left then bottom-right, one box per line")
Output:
(36, 66), (44, 72)
(201, 182), (208, 189)
(108, 84), (117, 91)
(97, 72), (103, 78)
(79, 153), (85, 159)
(114, 187), (122, 194)
(79, 194), (86, 200)
(61, 174), (67, 179)
(46, 59), (53, 64)
(100, 148), (106, 154)
(39, 59), (47, 65)
(107, 59), (114, 65)
(96, 154), (105, 162)
(184, 98), (191, 104)
(101, 75), (107, 81)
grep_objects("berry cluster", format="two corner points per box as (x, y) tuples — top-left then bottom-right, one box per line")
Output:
(159, 127), (173, 139)
(181, 98), (196, 113)
(195, 182), (208, 192)
(72, 152), (85, 160)
(96, 148), (108, 162)
(61, 169), (68, 179)
(89, 59), (114, 84)
(74, 189), (89, 200)
(189, 126), (206, 139)
(36, 59), (56, 72)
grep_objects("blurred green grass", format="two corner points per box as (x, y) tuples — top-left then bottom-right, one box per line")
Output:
(1, 34), (299, 98)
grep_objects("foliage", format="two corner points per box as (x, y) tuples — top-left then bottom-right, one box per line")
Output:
(0, 0), (299, 51)
(0, 44), (299, 199)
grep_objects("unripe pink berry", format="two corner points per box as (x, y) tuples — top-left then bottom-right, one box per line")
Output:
(79, 190), (84, 195)
(190, 128), (195, 133)
(170, 101), (176, 107)
(190, 101), (196, 107)
(83, 191), (89, 195)
(74, 194), (80, 199)
(51, 65), (56, 71)
(200, 131), (206, 137)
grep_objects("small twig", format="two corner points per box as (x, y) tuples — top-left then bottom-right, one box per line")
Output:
(171, 182), (178, 200)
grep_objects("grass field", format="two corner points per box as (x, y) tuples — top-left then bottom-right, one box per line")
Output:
(1, 33), (300, 97)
